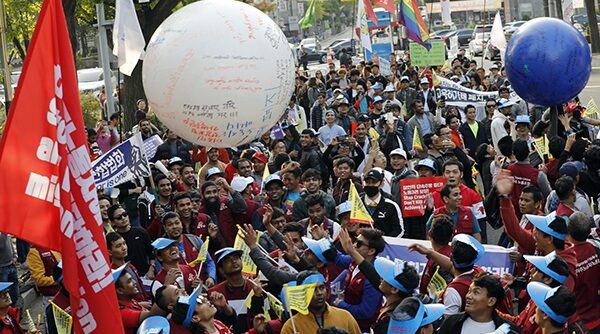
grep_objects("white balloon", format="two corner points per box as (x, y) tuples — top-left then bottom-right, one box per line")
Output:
(142, 0), (295, 147)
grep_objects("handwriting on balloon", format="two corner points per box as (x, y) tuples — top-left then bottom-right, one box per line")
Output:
(223, 120), (254, 139)
(164, 49), (195, 108)
(264, 25), (282, 49)
(242, 13), (256, 40)
(182, 118), (223, 144)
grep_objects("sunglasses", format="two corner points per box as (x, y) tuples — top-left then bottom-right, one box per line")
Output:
(113, 212), (129, 220)
(355, 239), (369, 248)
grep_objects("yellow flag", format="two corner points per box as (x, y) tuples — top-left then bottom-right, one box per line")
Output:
(544, 135), (552, 160)
(401, 102), (408, 120)
(244, 289), (272, 321)
(188, 236), (210, 267)
(268, 293), (285, 319)
(368, 127), (380, 141)
(284, 283), (316, 315)
(51, 301), (73, 334)
(349, 180), (374, 225)
(533, 136), (547, 158)
(412, 126), (423, 151)
(587, 98), (599, 116)
(427, 267), (448, 298)
(234, 229), (262, 277)
(432, 72), (441, 87)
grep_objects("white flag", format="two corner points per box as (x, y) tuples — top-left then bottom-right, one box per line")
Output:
(441, 0), (451, 25)
(490, 11), (507, 61)
(356, 0), (372, 52)
(113, 0), (146, 76)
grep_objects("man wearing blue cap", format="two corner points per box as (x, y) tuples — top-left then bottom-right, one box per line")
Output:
(497, 251), (570, 334)
(280, 271), (361, 334)
(0, 282), (26, 333)
(438, 273), (517, 334)
(527, 282), (576, 334)
(152, 238), (200, 295)
(496, 172), (578, 291)
(172, 286), (232, 334)
(207, 247), (253, 333)
(114, 265), (166, 334)
(337, 229), (420, 333)
(387, 297), (445, 334)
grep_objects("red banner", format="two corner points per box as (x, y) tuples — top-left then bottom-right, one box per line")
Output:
(400, 177), (446, 217)
(0, 0), (123, 333)
(374, 0), (396, 14)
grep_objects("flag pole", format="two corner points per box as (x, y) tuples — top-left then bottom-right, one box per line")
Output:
(480, 0), (487, 66)
(0, 0), (13, 114)
(96, 2), (117, 120)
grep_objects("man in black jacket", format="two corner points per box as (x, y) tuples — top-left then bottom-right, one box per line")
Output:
(362, 169), (404, 237)
(437, 273), (520, 334)
(298, 129), (322, 175)
(152, 129), (191, 163)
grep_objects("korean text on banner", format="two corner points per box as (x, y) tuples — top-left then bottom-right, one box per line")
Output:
(0, 0), (124, 332)
(408, 41), (445, 67)
(284, 283), (317, 315)
(92, 132), (151, 189)
(380, 237), (513, 277)
(399, 176), (446, 217)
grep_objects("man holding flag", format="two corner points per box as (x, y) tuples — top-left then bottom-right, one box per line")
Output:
(280, 271), (361, 334)
(0, 0), (123, 332)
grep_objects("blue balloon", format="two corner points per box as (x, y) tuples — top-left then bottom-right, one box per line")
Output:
(505, 18), (591, 106)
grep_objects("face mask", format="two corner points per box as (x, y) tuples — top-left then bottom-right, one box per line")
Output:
(364, 186), (379, 197)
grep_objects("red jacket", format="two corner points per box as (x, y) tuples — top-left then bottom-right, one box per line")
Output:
(0, 307), (25, 334)
(155, 264), (197, 294)
(507, 162), (539, 218)
(433, 183), (481, 209)
(198, 198), (240, 246)
(442, 266), (485, 312)
(433, 206), (476, 236)
(343, 262), (381, 331)
(419, 245), (452, 294)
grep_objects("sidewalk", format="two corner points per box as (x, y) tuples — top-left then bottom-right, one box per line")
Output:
(593, 54), (600, 68)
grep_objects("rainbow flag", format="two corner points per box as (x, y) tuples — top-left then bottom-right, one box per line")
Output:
(398, 0), (431, 50)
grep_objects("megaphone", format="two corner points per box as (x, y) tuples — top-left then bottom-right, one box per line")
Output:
(153, 161), (170, 177)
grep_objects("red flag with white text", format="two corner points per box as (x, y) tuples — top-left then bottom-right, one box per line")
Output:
(363, 0), (379, 25)
(0, 0), (123, 333)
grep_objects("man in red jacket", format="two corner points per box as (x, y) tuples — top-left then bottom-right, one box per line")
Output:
(567, 212), (600, 333)
(496, 171), (578, 292)
(428, 183), (481, 241)
(151, 238), (200, 295)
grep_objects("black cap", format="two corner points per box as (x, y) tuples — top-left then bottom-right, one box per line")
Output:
(365, 168), (384, 182)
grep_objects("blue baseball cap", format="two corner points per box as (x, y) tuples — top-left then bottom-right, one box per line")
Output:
(178, 285), (202, 328)
(302, 237), (333, 264)
(373, 95), (384, 103)
(497, 98), (515, 109)
(0, 282), (13, 292)
(214, 247), (243, 265)
(420, 303), (445, 327)
(337, 201), (352, 217)
(300, 273), (326, 285)
(527, 282), (571, 324)
(415, 158), (437, 174)
(515, 115), (531, 125)
(524, 251), (568, 284)
(137, 316), (171, 334)
(452, 234), (485, 269)
(151, 238), (177, 252)
(112, 263), (128, 283)
(526, 211), (568, 241)
(388, 297), (428, 334)
(372, 82), (384, 90)
(374, 257), (414, 293)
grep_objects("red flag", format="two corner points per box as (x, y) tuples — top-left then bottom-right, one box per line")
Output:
(363, 0), (378, 25)
(374, 0), (396, 14)
(0, 0), (123, 333)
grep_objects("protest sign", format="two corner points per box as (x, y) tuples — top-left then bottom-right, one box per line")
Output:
(435, 75), (498, 108)
(143, 134), (163, 160)
(379, 57), (391, 76)
(234, 228), (262, 277)
(380, 237), (513, 276)
(92, 133), (151, 188)
(409, 41), (445, 67)
(284, 283), (316, 315)
(399, 176), (446, 217)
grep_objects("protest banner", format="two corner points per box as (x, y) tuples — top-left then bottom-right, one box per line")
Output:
(380, 237), (513, 276)
(379, 57), (391, 76)
(143, 134), (163, 160)
(349, 180), (374, 225)
(435, 75), (498, 108)
(92, 132), (151, 189)
(399, 176), (446, 217)
(284, 283), (317, 315)
(409, 40), (445, 67)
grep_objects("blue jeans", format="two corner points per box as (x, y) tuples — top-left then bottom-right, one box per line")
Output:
(0, 264), (19, 306)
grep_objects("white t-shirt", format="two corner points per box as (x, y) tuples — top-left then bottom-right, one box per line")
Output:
(460, 317), (496, 334)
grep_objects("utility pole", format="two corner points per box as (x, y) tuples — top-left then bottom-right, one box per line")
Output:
(586, 0), (600, 53)
(96, 2), (116, 120)
(0, 0), (13, 114)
